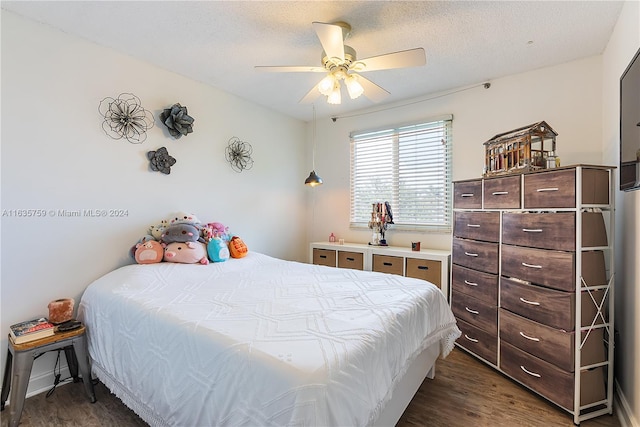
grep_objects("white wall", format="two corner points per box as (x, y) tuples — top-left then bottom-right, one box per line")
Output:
(1, 11), (308, 395)
(309, 55), (604, 250)
(602, 1), (640, 426)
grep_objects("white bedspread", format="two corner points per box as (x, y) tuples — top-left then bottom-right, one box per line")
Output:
(79, 252), (460, 427)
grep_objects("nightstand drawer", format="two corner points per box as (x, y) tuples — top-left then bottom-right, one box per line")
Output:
(483, 175), (521, 209)
(454, 211), (500, 242)
(372, 254), (403, 275)
(451, 291), (497, 334)
(451, 264), (498, 305)
(454, 180), (482, 209)
(502, 212), (576, 251)
(456, 319), (497, 365)
(452, 238), (499, 275)
(337, 251), (364, 270)
(405, 258), (441, 287)
(312, 248), (336, 267)
(500, 277), (606, 331)
(524, 169), (576, 208)
(501, 245), (575, 291)
(500, 341), (606, 411)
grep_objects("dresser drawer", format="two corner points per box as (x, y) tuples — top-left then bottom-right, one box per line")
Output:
(313, 248), (336, 267)
(500, 309), (572, 371)
(500, 309), (606, 372)
(582, 168), (610, 205)
(337, 251), (364, 270)
(454, 211), (500, 242)
(451, 291), (497, 334)
(372, 254), (403, 275)
(500, 341), (606, 411)
(454, 180), (482, 209)
(500, 277), (606, 331)
(483, 175), (521, 209)
(452, 238), (499, 275)
(501, 245), (575, 291)
(405, 258), (441, 287)
(456, 319), (497, 365)
(451, 264), (498, 305)
(502, 212), (575, 251)
(502, 212), (608, 251)
(524, 169), (576, 208)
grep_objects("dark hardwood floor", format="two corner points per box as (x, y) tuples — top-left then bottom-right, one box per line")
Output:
(1, 348), (620, 426)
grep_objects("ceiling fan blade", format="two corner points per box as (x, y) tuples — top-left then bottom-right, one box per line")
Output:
(357, 75), (391, 103)
(312, 21), (345, 61)
(255, 65), (326, 73)
(299, 83), (322, 104)
(354, 48), (426, 72)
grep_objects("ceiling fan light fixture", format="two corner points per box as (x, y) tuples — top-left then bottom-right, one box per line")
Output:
(345, 74), (364, 99)
(327, 84), (341, 104)
(318, 74), (336, 96)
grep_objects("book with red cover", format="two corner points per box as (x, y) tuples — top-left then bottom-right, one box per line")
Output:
(9, 317), (55, 344)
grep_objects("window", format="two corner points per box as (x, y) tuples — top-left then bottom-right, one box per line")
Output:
(350, 116), (452, 232)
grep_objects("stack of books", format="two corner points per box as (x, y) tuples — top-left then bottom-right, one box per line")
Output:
(9, 317), (55, 344)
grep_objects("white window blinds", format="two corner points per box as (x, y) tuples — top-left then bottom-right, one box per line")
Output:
(350, 116), (452, 231)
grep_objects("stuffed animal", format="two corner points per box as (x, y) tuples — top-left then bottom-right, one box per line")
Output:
(163, 241), (209, 265)
(128, 234), (157, 259)
(207, 237), (230, 262)
(161, 223), (204, 244)
(135, 240), (164, 264)
(229, 236), (248, 258)
(149, 220), (168, 240)
(169, 212), (201, 226)
(202, 222), (229, 242)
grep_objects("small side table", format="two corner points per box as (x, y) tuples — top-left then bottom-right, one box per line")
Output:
(1, 325), (96, 427)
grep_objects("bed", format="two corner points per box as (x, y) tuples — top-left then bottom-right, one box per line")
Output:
(78, 252), (461, 426)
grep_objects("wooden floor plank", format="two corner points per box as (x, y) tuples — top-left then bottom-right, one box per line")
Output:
(1, 348), (620, 426)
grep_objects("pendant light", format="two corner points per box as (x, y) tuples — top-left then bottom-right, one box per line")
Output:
(305, 105), (323, 187)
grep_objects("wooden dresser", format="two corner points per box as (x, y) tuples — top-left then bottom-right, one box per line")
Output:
(451, 165), (614, 424)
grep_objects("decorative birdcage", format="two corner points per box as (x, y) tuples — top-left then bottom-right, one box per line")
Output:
(483, 121), (558, 177)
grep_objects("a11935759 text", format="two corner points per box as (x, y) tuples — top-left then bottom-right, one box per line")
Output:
(2, 208), (129, 218)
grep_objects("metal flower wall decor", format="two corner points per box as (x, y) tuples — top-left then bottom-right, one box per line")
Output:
(147, 147), (176, 174)
(160, 103), (194, 139)
(98, 93), (154, 144)
(225, 137), (254, 172)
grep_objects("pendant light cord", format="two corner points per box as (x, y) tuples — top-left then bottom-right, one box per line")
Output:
(312, 104), (317, 170)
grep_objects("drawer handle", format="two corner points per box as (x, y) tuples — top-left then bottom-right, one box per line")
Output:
(522, 228), (543, 233)
(492, 191), (509, 195)
(461, 193), (474, 198)
(383, 262), (393, 266)
(466, 224), (480, 228)
(519, 297), (540, 306)
(464, 280), (478, 287)
(464, 334), (479, 343)
(465, 306), (479, 315)
(521, 262), (542, 269)
(519, 331), (540, 342)
(346, 257), (355, 261)
(320, 255), (327, 259)
(417, 266), (429, 270)
(520, 365), (542, 378)
(536, 187), (559, 192)
(464, 252), (479, 257)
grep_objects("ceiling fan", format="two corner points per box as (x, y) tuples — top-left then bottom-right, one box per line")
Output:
(255, 21), (426, 105)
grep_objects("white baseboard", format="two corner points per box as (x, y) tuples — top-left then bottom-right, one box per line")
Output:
(615, 379), (639, 427)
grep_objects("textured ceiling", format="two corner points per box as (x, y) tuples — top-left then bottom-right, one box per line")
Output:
(2, 1), (624, 122)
